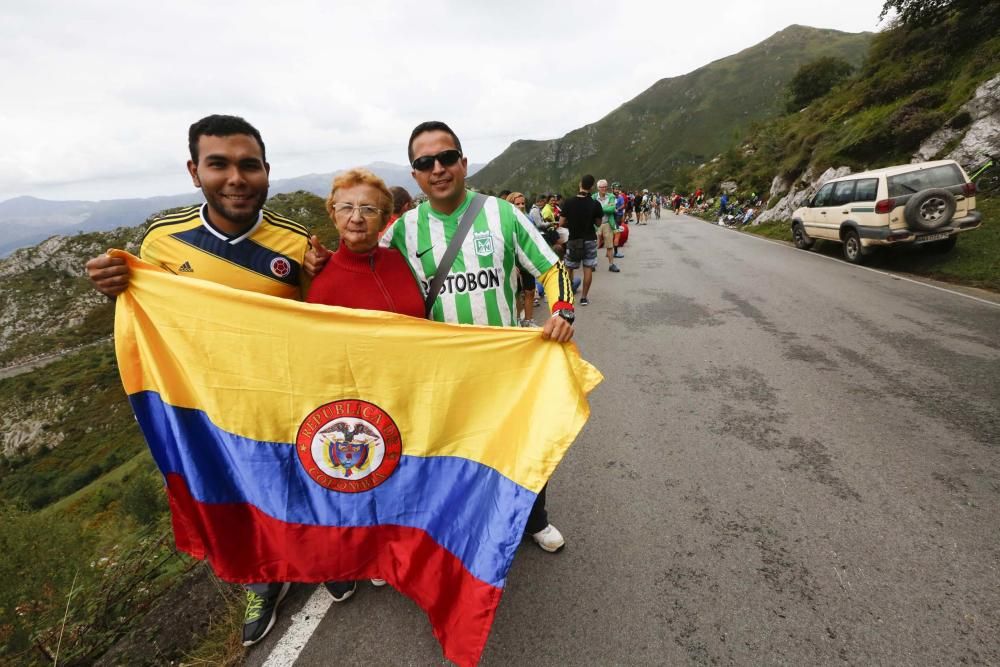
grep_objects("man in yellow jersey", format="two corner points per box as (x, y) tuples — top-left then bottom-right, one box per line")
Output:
(86, 115), (308, 300)
(85, 115), (309, 647)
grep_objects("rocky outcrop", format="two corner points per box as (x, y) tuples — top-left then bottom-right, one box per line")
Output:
(913, 73), (1000, 165)
(0, 226), (143, 365)
(769, 174), (791, 202)
(757, 166), (851, 223)
(0, 229), (140, 279)
(0, 396), (66, 458)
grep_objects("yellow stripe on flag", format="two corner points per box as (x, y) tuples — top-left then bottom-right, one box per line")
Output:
(113, 251), (602, 492)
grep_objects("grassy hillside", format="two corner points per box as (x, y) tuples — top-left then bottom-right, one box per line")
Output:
(684, 4), (1000, 199)
(266, 189), (339, 249)
(0, 191), (331, 665)
(470, 25), (872, 195)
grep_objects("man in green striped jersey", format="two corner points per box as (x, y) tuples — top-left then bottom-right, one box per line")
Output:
(306, 121), (575, 551)
(403, 121), (574, 551)
(384, 122), (575, 334)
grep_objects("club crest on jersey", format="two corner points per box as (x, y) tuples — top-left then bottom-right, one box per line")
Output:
(270, 256), (291, 278)
(472, 231), (494, 257)
(296, 400), (402, 493)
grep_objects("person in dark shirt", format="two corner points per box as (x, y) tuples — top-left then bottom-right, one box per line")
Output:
(558, 174), (603, 305)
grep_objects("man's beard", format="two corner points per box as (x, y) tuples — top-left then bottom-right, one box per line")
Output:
(205, 187), (269, 227)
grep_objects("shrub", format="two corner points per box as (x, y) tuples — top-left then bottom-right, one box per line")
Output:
(906, 88), (946, 109)
(122, 473), (168, 525)
(0, 501), (92, 659)
(891, 107), (946, 150)
(947, 110), (973, 129)
(785, 57), (855, 112)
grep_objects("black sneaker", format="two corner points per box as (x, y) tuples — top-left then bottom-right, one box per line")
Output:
(324, 580), (357, 602)
(580, 297), (590, 306)
(242, 582), (290, 647)
(609, 264), (620, 272)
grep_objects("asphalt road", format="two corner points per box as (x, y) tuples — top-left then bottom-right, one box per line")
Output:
(248, 214), (1000, 666)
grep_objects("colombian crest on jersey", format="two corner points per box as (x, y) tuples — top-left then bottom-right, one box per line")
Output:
(270, 256), (291, 278)
(295, 400), (402, 493)
(472, 231), (494, 257)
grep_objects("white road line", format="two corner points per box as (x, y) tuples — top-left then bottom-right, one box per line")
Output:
(692, 217), (1000, 309)
(261, 586), (332, 667)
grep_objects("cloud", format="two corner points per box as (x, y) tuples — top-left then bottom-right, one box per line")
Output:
(0, 0), (884, 202)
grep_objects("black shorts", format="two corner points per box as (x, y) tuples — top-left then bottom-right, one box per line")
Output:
(518, 266), (535, 292)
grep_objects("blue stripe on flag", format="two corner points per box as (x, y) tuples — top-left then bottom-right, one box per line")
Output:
(130, 390), (536, 587)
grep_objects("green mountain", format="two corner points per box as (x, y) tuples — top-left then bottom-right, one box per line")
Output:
(686, 3), (1000, 202)
(469, 25), (872, 194)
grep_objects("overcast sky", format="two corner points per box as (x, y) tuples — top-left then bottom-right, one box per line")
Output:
(0, 0), (888, 203)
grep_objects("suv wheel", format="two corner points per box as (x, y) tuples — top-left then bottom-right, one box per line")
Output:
(904, 188), (956, 231)
(792, 223), (814, 250)
(843, 229), (865, 264)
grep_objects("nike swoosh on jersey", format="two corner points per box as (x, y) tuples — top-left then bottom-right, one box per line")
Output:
(416, 246), (434, 258)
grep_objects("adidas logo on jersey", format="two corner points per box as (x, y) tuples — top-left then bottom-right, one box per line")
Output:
(179, 261), (194, 272)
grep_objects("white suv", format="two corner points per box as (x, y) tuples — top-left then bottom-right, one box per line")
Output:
(790, 160), (982, 263)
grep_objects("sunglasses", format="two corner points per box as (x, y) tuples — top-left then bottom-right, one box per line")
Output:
(411, 149), (462, 172)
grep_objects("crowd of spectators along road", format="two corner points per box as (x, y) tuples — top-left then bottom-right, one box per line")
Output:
(666, 188), (765, 227)
(479, 181), (673, 324)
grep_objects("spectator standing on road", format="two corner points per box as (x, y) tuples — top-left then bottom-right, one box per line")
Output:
(541, 194), (557, 227)
(507, 192), (539, 326)
(390, 186), (413, 222)
(529, 193), (548, 230)
(594, 179), (620, 273)
(613, 186), (626, 258)
(384, 185), (413, 234)
(560, 174), (603, 305)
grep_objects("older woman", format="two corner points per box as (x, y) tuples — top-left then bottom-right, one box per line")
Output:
(306, 167), (424, 601)
(307, 168), (424, 318)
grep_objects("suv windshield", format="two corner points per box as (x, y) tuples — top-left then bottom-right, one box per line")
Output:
(887, 164), (965, 197)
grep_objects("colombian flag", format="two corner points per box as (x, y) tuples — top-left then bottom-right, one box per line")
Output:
(111, 252), (602, 666)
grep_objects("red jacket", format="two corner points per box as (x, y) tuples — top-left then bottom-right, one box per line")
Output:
(306, 245), (425, 319)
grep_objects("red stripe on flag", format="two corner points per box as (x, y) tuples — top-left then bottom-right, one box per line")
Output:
(166, 473), (502, 666)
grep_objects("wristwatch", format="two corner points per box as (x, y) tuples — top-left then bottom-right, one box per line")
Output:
(553, 309), (575, 324)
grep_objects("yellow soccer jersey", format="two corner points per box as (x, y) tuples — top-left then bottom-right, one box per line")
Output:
(139, 204), (310, 300)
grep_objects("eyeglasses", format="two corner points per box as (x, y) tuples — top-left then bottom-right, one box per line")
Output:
(411, 149), (462, 172)
(332, 203), (383, 220)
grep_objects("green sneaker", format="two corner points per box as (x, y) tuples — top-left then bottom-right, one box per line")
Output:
(242, 582), (290, 647)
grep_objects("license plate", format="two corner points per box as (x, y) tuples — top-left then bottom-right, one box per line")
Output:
(915, 232), (949, 244)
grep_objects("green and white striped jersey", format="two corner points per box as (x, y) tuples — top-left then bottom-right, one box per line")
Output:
(380, 190), (559, 327)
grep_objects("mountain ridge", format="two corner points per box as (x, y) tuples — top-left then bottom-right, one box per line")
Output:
(0, 163), (483, 257)
(469, 24), (873, 194)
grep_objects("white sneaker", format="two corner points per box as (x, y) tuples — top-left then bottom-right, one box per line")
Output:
(370, 578), (387, 587)
(531, 524), (565, 553)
